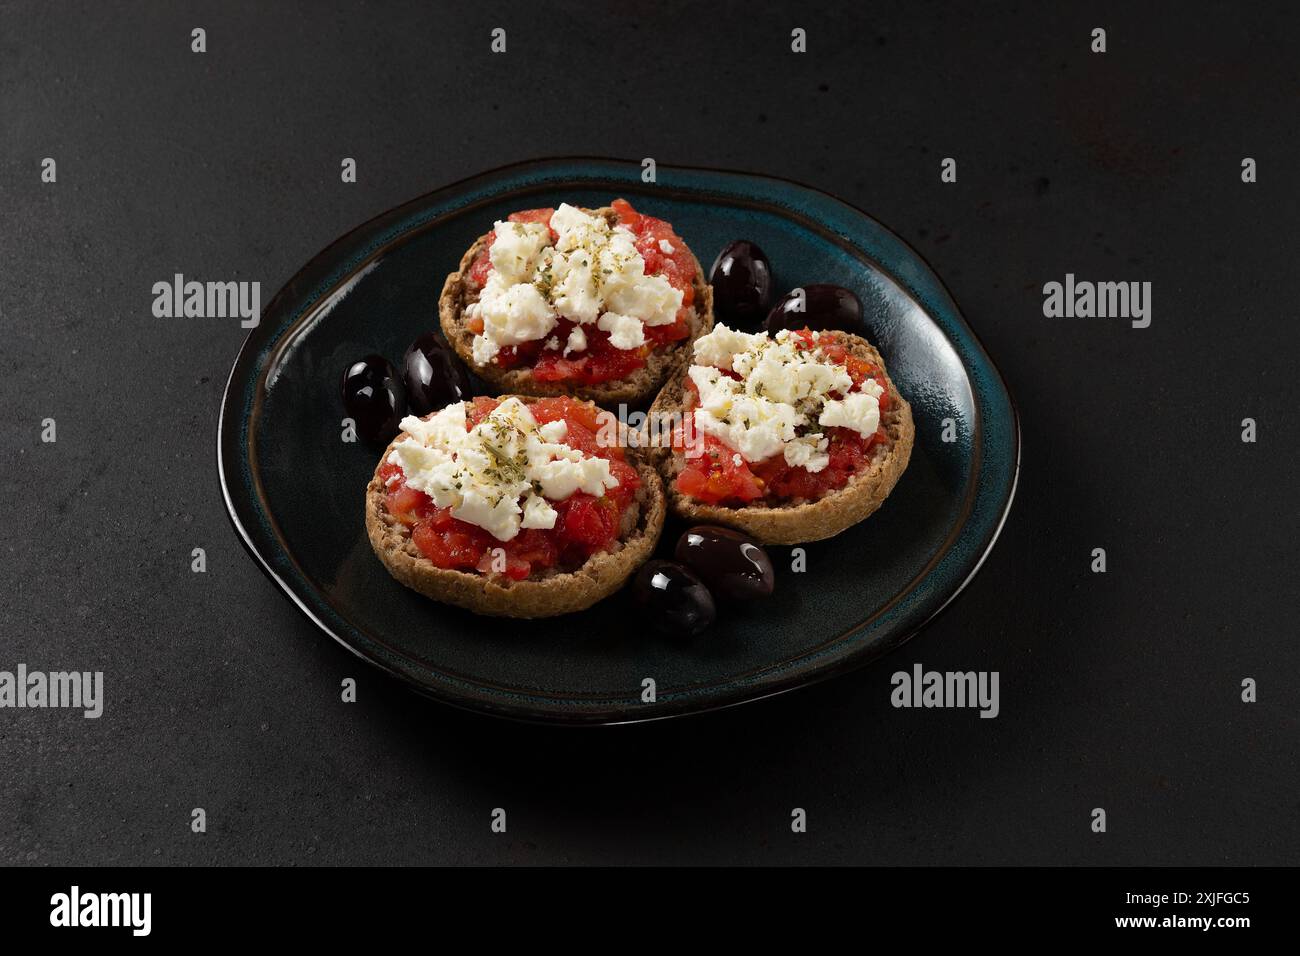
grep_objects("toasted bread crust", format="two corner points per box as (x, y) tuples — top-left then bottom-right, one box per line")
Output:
(365, 400), (666, 618)
(646, 331), (914, 545)
(439, 205), (714, 406)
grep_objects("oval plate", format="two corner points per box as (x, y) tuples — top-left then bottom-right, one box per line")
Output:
(218, 157), (1019, 725)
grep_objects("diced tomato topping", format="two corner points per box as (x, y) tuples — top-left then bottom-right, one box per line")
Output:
(475, 546), (534, 581)
(384, 396), (637, 580)
(528, 396), (609, 451)
(672, 432), (765, 505)
(671, 330), (892, 505)
(494, 338), (546, 370)
(610, 198), (641, 229)
(466, 395), (501, 427)
(385, 483), (430, 525)
(675, 422), (883, 506)
(760, 428), (882, 500)
(504, 528), (558, 570)
(528, 395), (599, 432)
(412, 519), (483, 571)
(524, 319), (648, 386)
(556, 493), (623, 551)
(789, 328), (817, 350)
(466, 233), (496, 288)
(630, 208), (696, 339)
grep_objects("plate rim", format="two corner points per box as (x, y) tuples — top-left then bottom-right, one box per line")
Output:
(217, 155), (1021, 726)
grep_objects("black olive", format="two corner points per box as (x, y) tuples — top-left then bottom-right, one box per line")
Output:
(708, 240), (773, 324)
(764, 283), (863, 333)
(340, 354), (406, 445)
(403, 333), (473, 415)
(675, 525), (775, 602)
(632, 559), (716, 637)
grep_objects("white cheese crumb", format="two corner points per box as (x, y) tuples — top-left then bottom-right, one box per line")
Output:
(473, 275), (556, 361)
(596, 311), (646, 351)
(783, 434), (830, 473)
(520, 493), (558, 530)
(564, 326), (587, 356)
(693, 325), (768, 370)
(818, 392), (881, 436)
(489, 221), (550, 284)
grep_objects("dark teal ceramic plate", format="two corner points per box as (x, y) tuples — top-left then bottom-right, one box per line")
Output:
(218, 157), (1019, 725)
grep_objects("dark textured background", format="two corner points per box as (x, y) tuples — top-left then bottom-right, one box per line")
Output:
(1, 0), (1296, 865)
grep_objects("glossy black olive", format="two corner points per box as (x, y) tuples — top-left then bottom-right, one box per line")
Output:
(675, 525), (775, 602)
(341, 354), (406, 445)
(709, 240), (773, 324)
(632, 559), (716, 637)
(764, 283), (863, 333)
(403, 333), (473, 415)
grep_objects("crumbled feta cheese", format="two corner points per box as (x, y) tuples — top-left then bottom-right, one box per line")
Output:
(473, 275), (557, 361)
(659, 239), (675, 254)
(603, 270), (681, 326)
(489, 221), (550, 284)
(538, 419), (567, 444)
(684, 323), (882, 471)
(692, 325), (768, 370)
(564, 326), (587, 356)
(819, 392), (881, 436)
(520, 493), (558, 530)
(549, 203), (605, 237)
(389, 397), (618, 542)
(689, 365), (799, 463)
(597, 311), (646, 351)
(860, 377), (886, 400)
(550, 243), (601, 324)
(735, 337), (852, 406)
(468, 202), (686, 363)
(783, 434), (830, 473)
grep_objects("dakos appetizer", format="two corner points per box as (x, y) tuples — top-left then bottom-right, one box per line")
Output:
(366, 395), (665, 617)
(439, 200), (713, 405)
(647, 325), (914, 545)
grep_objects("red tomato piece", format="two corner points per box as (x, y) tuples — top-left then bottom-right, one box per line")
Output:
(559, 493), (620, 550)
(610, 198), (641, 229)
(385, 483), (429, 524)
(672, 430), (764, 505)
(467, 396), (500, 426)
(466, 234), (496, 288)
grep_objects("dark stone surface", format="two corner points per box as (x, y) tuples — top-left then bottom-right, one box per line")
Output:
(0, 1), (1295, 865)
